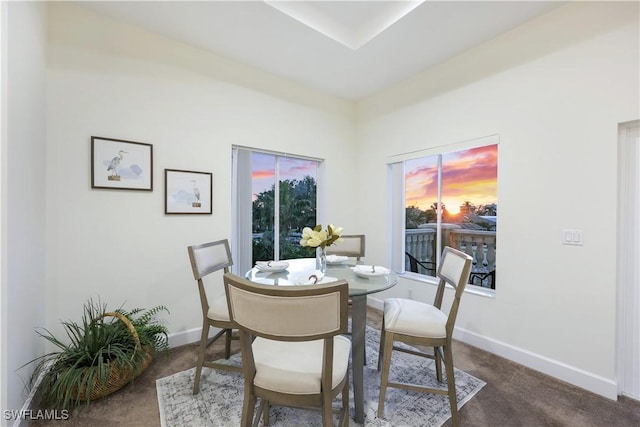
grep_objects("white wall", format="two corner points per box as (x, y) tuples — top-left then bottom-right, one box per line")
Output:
(1, 0), (47, 417)
(358, 2), (639, 399)
(45, 3), (357, 344)
(5, 0), (638, 414)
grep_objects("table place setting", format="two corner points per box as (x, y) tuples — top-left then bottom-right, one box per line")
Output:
(326, 254), (349, 264)
(255, 260), (289, 272)
(352, 264), (391, 278)
(287, 269), (338, 285)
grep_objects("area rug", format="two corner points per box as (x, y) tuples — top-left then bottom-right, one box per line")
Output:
(157, 326), (485, 426)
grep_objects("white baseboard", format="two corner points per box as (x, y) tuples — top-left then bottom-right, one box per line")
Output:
(367, 296), (618, 401)
(453, 326), (618, 400)
(170, 300), (619, 401)
(167, 326), (226, 349)
(168, 327), (204, 349)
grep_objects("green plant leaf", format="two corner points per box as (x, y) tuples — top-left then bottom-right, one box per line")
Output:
(22, 298), (170, 409)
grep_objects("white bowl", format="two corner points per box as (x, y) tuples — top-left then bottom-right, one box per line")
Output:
(326, 255), (349, 264)
(353, 265), (390, 278)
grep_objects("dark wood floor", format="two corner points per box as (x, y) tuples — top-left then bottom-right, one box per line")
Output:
(31, 308), (640, 427)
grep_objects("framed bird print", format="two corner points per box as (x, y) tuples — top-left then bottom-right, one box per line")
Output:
(91, 136), (153, 191)
(164, 169), (213, 214)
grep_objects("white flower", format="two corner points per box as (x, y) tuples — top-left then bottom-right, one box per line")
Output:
(300, 224), (344, 249)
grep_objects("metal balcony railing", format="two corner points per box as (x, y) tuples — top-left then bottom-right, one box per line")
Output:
(405, 225), (496, 289)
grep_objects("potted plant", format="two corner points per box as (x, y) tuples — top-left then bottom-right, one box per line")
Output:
(25, 299), (169, 409)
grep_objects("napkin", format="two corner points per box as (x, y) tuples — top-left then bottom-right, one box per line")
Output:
(256, 261), (289, 269)
(353, 265), (390, 276)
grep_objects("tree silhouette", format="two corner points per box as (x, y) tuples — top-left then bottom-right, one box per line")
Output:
(405, 205), (425, 229)
(252, 176), (317, 262)
(460, 201), (474, 216)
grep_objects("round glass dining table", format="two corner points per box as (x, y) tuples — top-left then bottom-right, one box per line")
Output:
(246, 258), (398, 424)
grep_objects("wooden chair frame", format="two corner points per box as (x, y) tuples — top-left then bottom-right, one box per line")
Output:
(377, 246), (473, 427)
(187, 239), (242, 395)
(224, 272), (350, 427)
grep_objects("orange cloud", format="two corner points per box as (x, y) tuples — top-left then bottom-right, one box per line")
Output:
(405, 145), (498, 211)
(252, 169), (274, 180)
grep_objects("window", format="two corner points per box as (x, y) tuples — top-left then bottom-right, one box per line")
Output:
(390, 137), (498, 290)
(232, 147), (320, 274)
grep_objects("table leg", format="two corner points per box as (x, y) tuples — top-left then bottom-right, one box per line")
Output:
(351, 295), (367, 424)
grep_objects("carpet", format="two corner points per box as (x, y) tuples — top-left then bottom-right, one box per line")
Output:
(156, 326), (485, 426)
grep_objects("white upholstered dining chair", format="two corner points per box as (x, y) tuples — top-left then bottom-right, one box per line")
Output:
(224, 272), (351, 427)
(326, 234), (365, 263)
(187, 239), (242, 394)
(377, 246), (473, 427)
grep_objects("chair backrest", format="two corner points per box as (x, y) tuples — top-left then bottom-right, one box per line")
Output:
(325, 234), (365, 261)
(434, 246), (473, 334)
(187, 239), (233, 280)
(223, 272), (349, 341)
(187, 239), (233, 316)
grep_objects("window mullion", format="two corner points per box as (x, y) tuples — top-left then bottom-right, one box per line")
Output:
(274, 157), (280, 261)
(436, 154), (442, 268)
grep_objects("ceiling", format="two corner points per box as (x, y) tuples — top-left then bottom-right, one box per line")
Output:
(78, 1), (565, 101)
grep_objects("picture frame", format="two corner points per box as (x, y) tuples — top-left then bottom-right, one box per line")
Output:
(91, 136), (153, 191)
(165, 169), (213, 214)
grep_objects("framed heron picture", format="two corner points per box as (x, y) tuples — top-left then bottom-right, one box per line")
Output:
(91, 136), (153, 191)
(164, 169), (213, 214)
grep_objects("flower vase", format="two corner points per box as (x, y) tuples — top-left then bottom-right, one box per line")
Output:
(316, 246), (327, 274)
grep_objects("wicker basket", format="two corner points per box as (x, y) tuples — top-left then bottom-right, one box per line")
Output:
(73, 311), (154, 402)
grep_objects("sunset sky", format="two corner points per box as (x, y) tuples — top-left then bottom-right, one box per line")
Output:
(250, 145), (497, 214)
(251, 152), (317, 200)
(405, 144), (498, 214)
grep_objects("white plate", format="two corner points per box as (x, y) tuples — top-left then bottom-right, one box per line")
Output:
(326, 255), (349, 264)
(255, 261), (289, 272)
(353, 265), (390, 278)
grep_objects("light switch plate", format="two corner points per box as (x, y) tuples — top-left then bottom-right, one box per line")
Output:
(562, 229), (583, 245)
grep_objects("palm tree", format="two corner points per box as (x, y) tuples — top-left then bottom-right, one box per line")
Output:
(460, 201), (474, 216)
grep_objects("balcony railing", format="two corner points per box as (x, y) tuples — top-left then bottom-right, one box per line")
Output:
(405, 225), (496, 289)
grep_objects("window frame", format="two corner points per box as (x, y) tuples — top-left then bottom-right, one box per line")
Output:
(232, 146), (323, 275)
(388, 135), (498, 296)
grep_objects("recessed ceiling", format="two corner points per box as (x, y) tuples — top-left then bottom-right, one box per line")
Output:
(77, 1), (565, 101)
(265, 0), (424, 50)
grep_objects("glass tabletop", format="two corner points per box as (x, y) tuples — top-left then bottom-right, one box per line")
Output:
(246, 258), (398, 297)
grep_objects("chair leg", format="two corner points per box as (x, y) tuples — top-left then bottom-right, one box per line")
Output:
(250, 400), (264, 427)
(241, 389), (257, 427)
(377, 330), (394, 418)
(193, 322), (209, 394)
(341, 376), (350, 427)
(377, 319), (386, 372)
(225, 328), (232, 359)
(262, 400), (270, 426)
(435, 346), (443, 383)
(322, 389), (333, 427)
(444, 344), (459, 427)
